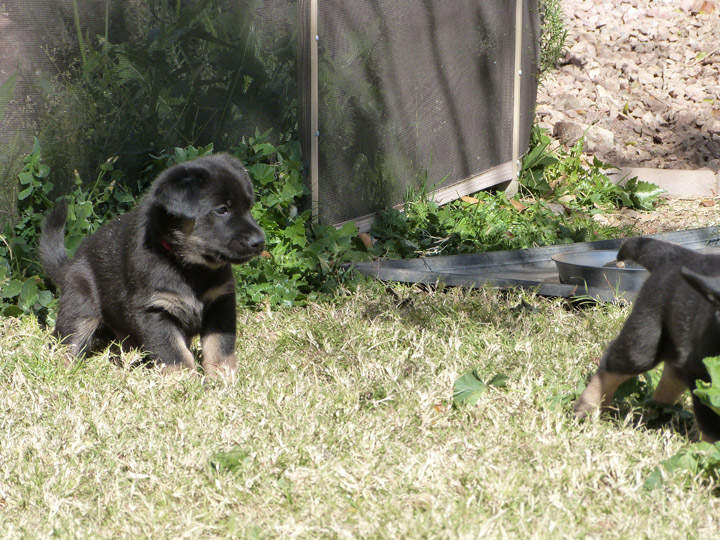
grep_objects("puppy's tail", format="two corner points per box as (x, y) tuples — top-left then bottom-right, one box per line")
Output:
(617, 236), (693, 272)
(39, 201), (69, 287)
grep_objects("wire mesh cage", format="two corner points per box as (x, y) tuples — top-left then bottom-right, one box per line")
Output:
(0, 0), (538, 228)
(299, 0), (540, 228)
(0, 0), (298, 222)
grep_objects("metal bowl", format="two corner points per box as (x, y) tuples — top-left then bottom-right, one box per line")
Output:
(551, 250), (649, 292)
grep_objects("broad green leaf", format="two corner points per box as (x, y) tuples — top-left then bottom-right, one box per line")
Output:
(453, 371), (486, 407)
(37, 290), (54, 308)
(645, 442), (720, 490)
(487, 373), (509, 388)
(252, 143), (277, 157)
(694, 356), (720, 416)
(209, 447), (252, 474)
(17, 186), (33, 201)
(36, 164), (51, 178)
(19, 279), (38, 309)
(247, 163), (276, 186)
(1, 279), (23, 299)
(628, 179), (665, 210)
(2, 305), (23, 317)
(18, 172), (35, 185)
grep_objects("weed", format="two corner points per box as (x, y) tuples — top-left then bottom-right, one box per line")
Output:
(520, 126), (664, 212)
(694, 356), (720, 416)
(0, 138), (133, 322)
(645, 356), (720, 491)
(368, 130), (659, 260)
(538, 0), (569, 77)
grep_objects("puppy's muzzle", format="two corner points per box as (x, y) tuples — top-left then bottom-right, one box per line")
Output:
(228, 228), (265, 263)
(247, 230), (265, 253)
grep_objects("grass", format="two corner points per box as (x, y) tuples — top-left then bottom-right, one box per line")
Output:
(1, 282), (719, 538)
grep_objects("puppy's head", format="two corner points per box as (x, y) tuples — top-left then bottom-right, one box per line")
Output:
(149, 153), (265, 268)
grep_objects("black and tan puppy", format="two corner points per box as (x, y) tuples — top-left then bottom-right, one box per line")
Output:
(574, 236), (720, 441)
(40, 153), (265, 376)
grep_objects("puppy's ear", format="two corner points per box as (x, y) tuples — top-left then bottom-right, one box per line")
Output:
(681, 267), (720, 308)
(152, 164), (208, 220)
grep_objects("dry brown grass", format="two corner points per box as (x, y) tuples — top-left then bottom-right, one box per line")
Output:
(0, 284), (718, 538)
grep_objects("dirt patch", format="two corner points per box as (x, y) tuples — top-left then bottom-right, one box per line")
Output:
(608, 195), (720, 234)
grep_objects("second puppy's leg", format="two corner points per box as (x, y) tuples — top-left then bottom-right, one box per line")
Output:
(652, 363), (688, 404)
(575, 287), (665, 417)
(574, 369), (634, 416)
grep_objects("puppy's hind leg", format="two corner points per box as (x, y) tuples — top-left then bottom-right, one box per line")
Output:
(53, 266), (106, 363)
(54, 310), (102, 364)
(134, 312), (197, 373)
(652, 363), (688, 405)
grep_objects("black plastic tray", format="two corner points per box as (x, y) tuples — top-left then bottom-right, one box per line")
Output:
(354, 227), (720, 302)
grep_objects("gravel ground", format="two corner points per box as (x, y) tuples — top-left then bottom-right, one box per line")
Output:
(535, 0), (720, 232)
(536, 0), (720, 173)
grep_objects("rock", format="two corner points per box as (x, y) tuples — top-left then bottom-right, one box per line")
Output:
(534, 0), (720, 172)
(585, 126), (615, 153)
(546, 203), (567, 216)
(553, 121), (585, 146)
(556, 94), (583, 111)
(592, 214), (610, 226)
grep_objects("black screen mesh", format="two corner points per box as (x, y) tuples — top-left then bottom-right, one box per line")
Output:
(302, 0), (538, 225)
(0, 0), (297, 222)
(0, 1), (537, 227)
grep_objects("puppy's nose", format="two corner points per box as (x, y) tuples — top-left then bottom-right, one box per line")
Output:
(249, 231), (265, 251)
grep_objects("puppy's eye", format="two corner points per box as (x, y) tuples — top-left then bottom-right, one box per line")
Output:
(214, 204), (229, 215)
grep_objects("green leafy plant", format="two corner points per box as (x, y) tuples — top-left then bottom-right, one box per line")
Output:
(453, 371), (509, 408)
(208, 446), (253, 475)
(520, 127), (665, 212)
(538, 0), (569, 77)
(233, 130), (370, 307)
(693, 356), (720, 416)
(0, 138), (138, 321)
(645, 441), (720, 491)
(369, 187), (630, 260)
(642, 358), (720, 492)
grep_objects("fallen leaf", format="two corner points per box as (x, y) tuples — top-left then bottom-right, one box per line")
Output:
(461, 195), (479, 204)
(357, 232), (374, 249)
(452, 371), (486, 407)
(700, 1), (715, 14)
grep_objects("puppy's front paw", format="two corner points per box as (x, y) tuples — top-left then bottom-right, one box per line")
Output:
(573, 369), (635, 419)
(573, 394), (599, 419)
(202, 362), (237, 381)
